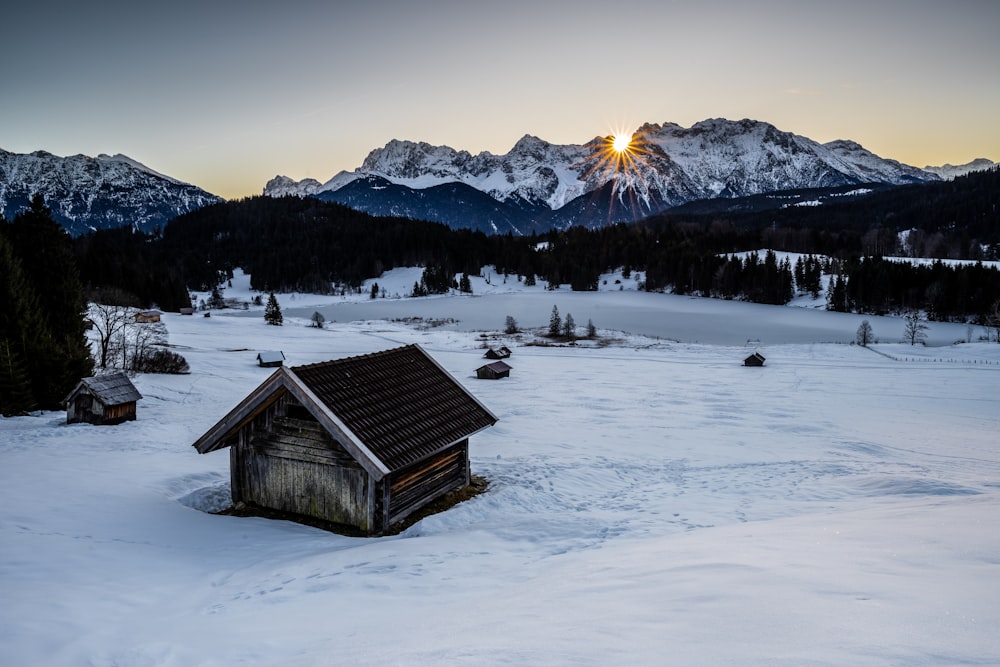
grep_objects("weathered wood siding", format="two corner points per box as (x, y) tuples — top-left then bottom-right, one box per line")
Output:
(232, 415), (373, 531)
(387, 440), (469, 525)
(67, 394), (136, 425)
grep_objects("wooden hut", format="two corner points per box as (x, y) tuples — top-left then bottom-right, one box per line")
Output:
(476, 360), (512, 379)
(744, 352), (766, 367)
(484, 345), (512, 360)
(179, 307), (195, 316)
(134, 309), (162, 323)
(192, 345), (498, 535)
(256, 351), (285, 367)
(64, 371), (142, 425)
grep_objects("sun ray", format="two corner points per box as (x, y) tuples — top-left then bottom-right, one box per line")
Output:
(577, 123), (663, 224)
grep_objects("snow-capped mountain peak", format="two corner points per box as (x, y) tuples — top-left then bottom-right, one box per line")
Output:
(922, 158), (998, 180)
(262, 117), (945, 231)
(0, 148), (222, 236)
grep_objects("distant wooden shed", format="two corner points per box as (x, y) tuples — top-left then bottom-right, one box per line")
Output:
(484, 345), (512, 360)
(179, 307), (195, 316)
(476, 360), (512, 379)
(256, 350), (285, 367)
(744, 352), (766, 367)
(135, 309), (162, 323)
(64, 371), (142, 425)
(192, 345), (498, 535)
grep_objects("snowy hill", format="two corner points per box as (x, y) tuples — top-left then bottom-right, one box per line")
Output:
(2, 278), (999, 665)
(922, 157), (998, 180)
(0, 149), (222, 235)
(266, 118), (942, 231)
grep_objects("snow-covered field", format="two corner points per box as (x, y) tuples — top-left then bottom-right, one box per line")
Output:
(2, 270), (999, 666)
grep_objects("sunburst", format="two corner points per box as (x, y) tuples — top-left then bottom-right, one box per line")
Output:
(580, 124), (660, 223)
(587, 125), (654, 189)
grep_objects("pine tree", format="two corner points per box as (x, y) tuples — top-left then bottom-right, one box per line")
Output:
(548, 305), (561, 337)
(2, 199), (92, 408)
(586, 319), (597, 338)
(208, 286), (226, 309)
(826, 275), (847, 312)
(0, 337), (36, 416)
(264, 292), (283, 326)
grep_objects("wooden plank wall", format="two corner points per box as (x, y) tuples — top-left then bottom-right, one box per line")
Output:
(388, 441), (469, 525)
(232, 415), (373, 531)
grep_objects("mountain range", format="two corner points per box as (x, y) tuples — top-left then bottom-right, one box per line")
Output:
(0, 149), (221, 236)
(2, 118), (996, 236)
(264, 118), (994, 234)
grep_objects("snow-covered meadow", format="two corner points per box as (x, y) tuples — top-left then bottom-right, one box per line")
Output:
(2, 268), (999, 666)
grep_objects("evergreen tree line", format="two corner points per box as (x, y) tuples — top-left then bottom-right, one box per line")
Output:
(1, 196), (93, 415)
(827, 256), (1000, 322)
(69, 171), (1000, 326)
(158, 196), (492, 294)
(669, 166), (1000, 259)
(73, 226), (190, 311)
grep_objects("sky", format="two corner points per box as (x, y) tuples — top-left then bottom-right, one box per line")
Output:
(4, 0), (999, 200)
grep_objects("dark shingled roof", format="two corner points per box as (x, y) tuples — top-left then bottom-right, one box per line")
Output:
(292, 345), (497, 472)
(478, 361), (512, 374)
(67, 371), (142, 406)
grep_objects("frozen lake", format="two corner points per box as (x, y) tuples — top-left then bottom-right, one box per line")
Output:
(280, 290), (978, 347)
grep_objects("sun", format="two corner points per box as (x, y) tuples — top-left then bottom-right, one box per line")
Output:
(585, 125), (654, 195)
(612, 134), (632, 154)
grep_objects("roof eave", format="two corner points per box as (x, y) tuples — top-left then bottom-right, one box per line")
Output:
(192, 367), (290, 454)
(191, 366), (391, 481)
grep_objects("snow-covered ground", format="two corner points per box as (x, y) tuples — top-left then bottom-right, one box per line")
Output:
(2, 271), (1000, 666)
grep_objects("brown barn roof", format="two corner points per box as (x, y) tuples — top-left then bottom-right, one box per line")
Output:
(293, 345), (497, 471)
(192, 345), (497, 477)
(477, 361), (512, 374)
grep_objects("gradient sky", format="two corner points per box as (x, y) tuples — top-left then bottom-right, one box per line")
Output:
(4, 0), (998, 199)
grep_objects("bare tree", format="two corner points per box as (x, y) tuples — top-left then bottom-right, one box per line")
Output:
(903, 313), (928, 346)
(127, 322), (164, 371)
(988, 300), (1000, 343)
(88, 289), (140, 369)
(856, 319), (874, 347)
(563, 313), (576, 339)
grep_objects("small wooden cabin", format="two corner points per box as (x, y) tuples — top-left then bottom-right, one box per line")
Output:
(744, 352), (766, 367)
(476, 360), (512, 379)
(256, 351), (285, 367)
(135, 309), (162, 323)
(179, 307), (195, 316)
(484, 345), (512, 360)
(64, 371), (142, 425)
(192, 345), (498, 535)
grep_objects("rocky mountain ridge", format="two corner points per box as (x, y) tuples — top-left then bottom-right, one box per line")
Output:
(266, 118), (991, 232)
(0, 149), (222, 235)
